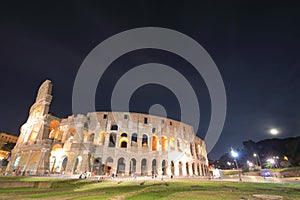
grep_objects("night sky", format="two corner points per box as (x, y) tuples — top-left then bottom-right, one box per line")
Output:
(1, 1), (300, 160)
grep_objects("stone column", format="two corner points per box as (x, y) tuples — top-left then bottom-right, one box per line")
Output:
(205, 165), (208, 176)
(147, 160), (151, 176)
(182, 162), (187, 176)
(103, 132), (109, 147)
(137, 135), (142, 148)
(127, 134), (132, 150)
(76, 156), (83, 174)
(149, 135), (152, 152)
(136, 158), (141, 175)
(80, 151), (90, 172)
(34, 148), (48, 175)
(189, 162), (193, 176)
(194, 163), (199, 176)
(157, 158), (162, 176)
(199, 163), (203, 176)
(66, 152), (75, 174)
(74, 122), (84, 142)
(23, 150), (33, 175)
(113, 160), (118, 175)
(5, 149), (19, 174)
(116, 134), (120, 148)
(166, 164), (171, 176)
(125, 159), (131, 176)
(174, 161), (179, 176)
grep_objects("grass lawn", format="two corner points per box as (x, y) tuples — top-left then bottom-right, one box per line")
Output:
(269, 166), (300, 173)
(0, 177), (299, 200)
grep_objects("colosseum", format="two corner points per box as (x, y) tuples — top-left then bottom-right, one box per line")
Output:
(6, 80), (209, 177)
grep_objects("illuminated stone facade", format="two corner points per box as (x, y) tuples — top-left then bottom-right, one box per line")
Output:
(0, 133), (18, 162)
(6, 80), (209, 177)
(0, 133), (18, 148)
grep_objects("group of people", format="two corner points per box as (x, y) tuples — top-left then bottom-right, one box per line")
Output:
(79, 171), (88, 179)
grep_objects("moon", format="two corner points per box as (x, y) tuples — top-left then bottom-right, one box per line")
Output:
(270, 129), (278, 135)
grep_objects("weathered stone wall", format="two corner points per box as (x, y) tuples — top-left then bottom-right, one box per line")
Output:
(7, 80), (209, 177)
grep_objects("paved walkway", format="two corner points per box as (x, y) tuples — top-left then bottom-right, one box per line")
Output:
(17, 174), (300, 184)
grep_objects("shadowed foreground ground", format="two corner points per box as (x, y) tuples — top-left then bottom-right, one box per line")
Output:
(0, 176), (299, 200)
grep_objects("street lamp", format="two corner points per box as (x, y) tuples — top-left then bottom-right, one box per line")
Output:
(231, 148), (242, 182)
(253, 153), (262, 167)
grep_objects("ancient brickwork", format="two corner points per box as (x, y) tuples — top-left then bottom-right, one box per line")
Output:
(6, 80), (209, 177)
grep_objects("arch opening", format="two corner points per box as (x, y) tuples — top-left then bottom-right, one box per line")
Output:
(131, 133), (138, 147)
(142, 134), (148, 147)
(117, 158), (126, 175)
(129, 158), (136, 175)
(152, 159), (157, 175)
(119, 133), (128, 148)
(162, 136), (167, 151)
(152, 136), (158, 151)
(141, 159), (147, 175)
(108, 133), (116, 147)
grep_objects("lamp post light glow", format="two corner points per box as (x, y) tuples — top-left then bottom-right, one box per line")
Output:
(231, 150), (238, 158)
(231, 148), (242, 182)
(268, 158), (275, 164)
(247, 161), (254, 167)
(253, 153), (262, 167)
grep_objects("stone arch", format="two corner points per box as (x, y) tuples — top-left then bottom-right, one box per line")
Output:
(161, 136), (167, 151)
(52, 144), (62, 150)
(50, 156), (56, 173)
(92, 157), (104, 175)
(178, 161), (183, 176)
(142, 134), (148, 147)
(88, 133), (95, 143)
(129, 158), (136, 175)
(171, 161), (175, 175)
(99, 131), (106, 145)
(105, 157), (114, 175)
(108, 133), (117, 147)
(26, 124), (40, 142)
(50, 144), (66, 173)
(195, 143), (199, 155)
(65, 128), (75, 142)
(84, 122), (88, 129)
(197, 144), (201, 156)
(111, 125), (118, 130)
(186, 162), (190, 176)
(117, 157), (126, 175)
(131, 133), (138, 147)
(190, 143), (194, 156)
(83, 130), (89, 142)
(152, 159), (157, 175)
(119, 132), (128, 148)
(141, 158), (147, 175)
(152, 136), (158, 151)
(184, 140), (189, 150)
(169, 137), (175, 151)
(49, 120), (60, 139)
(60, 156), (68, 173)
(162, 160), (167, 175)
(192, 162), (195, 175)
(73, 156), (82, 174)
(205, 165), (208, 175)
(201, 164), (205, 176)
(177, 139), (182, 152)
(197, 163), (201, 176)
